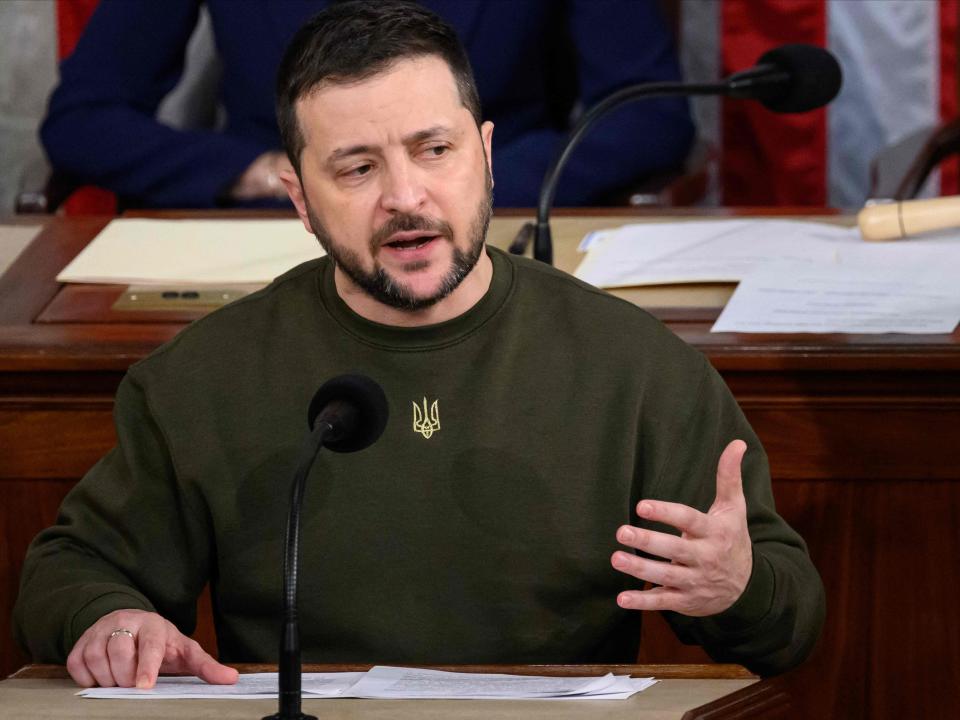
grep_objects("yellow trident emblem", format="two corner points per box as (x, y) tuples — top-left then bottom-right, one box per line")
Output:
(412, 397), (440, 439)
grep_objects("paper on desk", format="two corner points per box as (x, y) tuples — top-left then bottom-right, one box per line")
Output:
(56, 219), (323, 285)
(346, 666), (655, 700)
(712, 242), (960, 334)
(77, 672), (363, 699)
(77, 666), (656, 701)
(573, 219), (857, 288)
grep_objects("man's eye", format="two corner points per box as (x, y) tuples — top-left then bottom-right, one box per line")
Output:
(348, 164), (373, 176)
(424, 145), (448, 158)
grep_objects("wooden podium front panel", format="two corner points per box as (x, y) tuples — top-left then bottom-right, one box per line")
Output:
(1, 213), (958, 719)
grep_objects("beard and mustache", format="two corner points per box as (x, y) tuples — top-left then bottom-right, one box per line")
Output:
(306, 166), (493, 313)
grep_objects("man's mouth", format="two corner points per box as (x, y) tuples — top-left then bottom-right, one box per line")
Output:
(382, 232), (442, 251)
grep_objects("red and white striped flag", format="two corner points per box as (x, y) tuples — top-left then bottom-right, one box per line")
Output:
(680, 0), (958, 207)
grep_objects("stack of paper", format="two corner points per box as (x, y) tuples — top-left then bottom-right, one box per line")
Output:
(573, 219), (857, 288)
(56, 219), (322, 285)
(573, 219), (960, 334)
(712, 242), (960, 334)
(77, 665), (657, 701)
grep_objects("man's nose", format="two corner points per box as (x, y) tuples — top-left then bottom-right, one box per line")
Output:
(380, 159), (426, 214)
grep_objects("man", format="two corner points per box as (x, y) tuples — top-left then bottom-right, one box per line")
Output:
(14, 1), (824, 690)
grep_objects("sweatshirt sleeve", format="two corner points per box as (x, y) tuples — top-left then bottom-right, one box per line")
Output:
(490, 0), (694, 207)
(40, 0), (267, 208)
(640, 357), (826, 676)
(13, 373), (213, 662)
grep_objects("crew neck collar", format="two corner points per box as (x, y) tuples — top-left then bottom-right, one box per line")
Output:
(317, 246), (514, 350)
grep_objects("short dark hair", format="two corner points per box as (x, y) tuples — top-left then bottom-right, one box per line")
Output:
(276, 0), (482, 173)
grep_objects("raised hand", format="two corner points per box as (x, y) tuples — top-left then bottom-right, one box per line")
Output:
(611, 439), (753, 617)
(66, 608), (239, 688)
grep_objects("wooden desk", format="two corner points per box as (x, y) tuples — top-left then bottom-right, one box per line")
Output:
(1, 210), (958, 720)
(2, 664), (783, 719)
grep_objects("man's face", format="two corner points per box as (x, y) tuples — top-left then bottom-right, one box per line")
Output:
(284, 55), (494, 312)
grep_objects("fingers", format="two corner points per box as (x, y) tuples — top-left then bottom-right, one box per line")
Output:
(66, 643), (97, 688)
(134, 617), (169, 689)
(182, 640), (239, 685)
(66, 609), (232, 689)
(106, 631), (138, 687)
(612, 439), (753, 618)
(80, 635), (118, 688)
(714, 439), (747, 508)
(635, 499), (709, 537)
(611, 551), (693, 589)
(617, 587), (684, 612)
(616, 525), (692, 563)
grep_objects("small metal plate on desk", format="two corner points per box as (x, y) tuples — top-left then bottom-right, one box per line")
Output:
(113, 284), (265, 312)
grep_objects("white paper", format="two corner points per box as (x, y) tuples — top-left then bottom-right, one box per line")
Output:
(540, 675), (658, 700)
(347, 666), (619, 699)
(573, 219), (857, 288)
(77, 667), (656, 701)
(56, 219), (323, 285)
(712, 242), (960, 333)
(77, 672), (361, 699)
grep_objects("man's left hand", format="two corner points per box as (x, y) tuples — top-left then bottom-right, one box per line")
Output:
(611, 439), (753, 617)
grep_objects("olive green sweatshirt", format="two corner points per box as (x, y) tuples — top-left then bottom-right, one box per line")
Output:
(14, 247), (824, 675)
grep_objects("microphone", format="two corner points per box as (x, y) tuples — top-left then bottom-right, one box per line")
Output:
(509, 44), (843, 264)
(265, 374), (389, 720)
(307, 373), (390, 453)
(726, 44), (843, 112)
(857, 195), (960, 241)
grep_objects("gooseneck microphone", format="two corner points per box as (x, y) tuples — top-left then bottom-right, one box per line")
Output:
(509, 44), (843, 264)
(264, 374), (388, 720)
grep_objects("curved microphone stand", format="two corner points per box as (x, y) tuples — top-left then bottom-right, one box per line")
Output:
(263, 418), (333, 720)
(512, 44), (842, 264)
(520, 80), (727, 265)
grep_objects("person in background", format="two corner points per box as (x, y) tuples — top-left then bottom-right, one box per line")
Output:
(40, 0), (693, 209)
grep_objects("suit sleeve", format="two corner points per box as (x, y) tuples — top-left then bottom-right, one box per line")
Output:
(639, 356), (826, 676)
(491, 0), (695, 207)
(13, 373), (212, 662)
(40, 0), (266, 208)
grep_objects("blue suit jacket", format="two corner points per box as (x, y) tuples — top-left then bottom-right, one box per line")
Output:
(42, 0), (693, 208)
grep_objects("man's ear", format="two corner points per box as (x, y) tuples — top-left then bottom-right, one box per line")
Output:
(481, 120), (494, 188)
(279, 167), (315, 235)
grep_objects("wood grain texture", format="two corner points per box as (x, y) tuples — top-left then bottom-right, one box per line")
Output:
(0, 479), (74, 679)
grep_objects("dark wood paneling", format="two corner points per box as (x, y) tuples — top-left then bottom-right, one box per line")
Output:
(0, 408), (115, 479)
(778, 479), (960, 718)
(0, 479), (74, 678)
(744, 401), (960, 481)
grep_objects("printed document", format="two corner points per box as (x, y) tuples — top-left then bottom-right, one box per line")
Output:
(573, 219), (857, 288)
(712, 243), (960, 333)
(76, 672), (362, 699)
(77, 666), (656, 701)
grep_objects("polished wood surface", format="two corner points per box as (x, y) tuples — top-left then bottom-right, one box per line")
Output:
(4, 664), (787, 720)
(1, 211), (958, 719)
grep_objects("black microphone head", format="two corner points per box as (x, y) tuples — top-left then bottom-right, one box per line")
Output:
(307, 374), (389, 453)
(756, 44), (842, 113)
